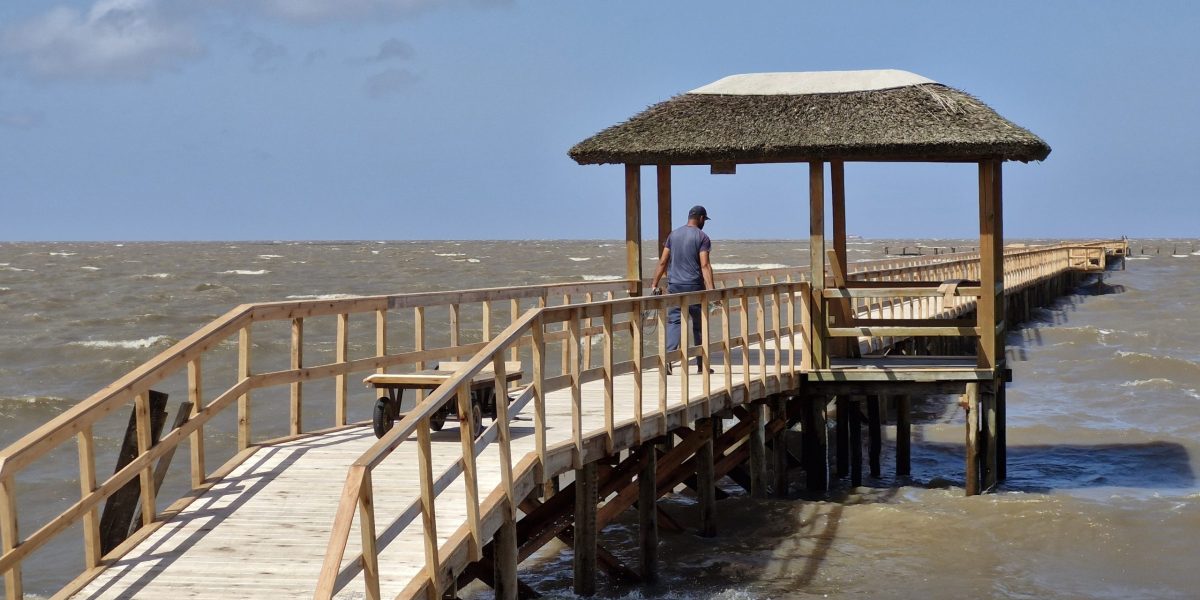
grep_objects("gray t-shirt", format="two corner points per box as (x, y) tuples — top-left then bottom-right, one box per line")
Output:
(664, 225), (712, 285)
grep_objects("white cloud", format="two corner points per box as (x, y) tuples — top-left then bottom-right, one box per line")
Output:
(0, 0), (203, 82)
(364, 67), (419, 98)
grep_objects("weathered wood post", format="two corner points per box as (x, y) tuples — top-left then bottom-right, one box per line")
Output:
(697, 418), (717, 537)
(625, 164), (643, 296)
(749, 403), (767, 498)
(772, 395), (789, 498)
(637, 442), (658, 584)
(574, 461), (598, 596)
(867, 395), (882, 478)
(895, 395), (911, 476)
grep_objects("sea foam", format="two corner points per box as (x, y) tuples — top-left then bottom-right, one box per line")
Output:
(220, 269), (270, 275)
(71, 335), (170, 350)
(582, 275), (622, 281)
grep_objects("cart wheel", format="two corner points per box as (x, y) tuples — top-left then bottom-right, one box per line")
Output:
(430, 411), (446, 431)
(471, 402), (484, 439)
(372, 397), (394, 439)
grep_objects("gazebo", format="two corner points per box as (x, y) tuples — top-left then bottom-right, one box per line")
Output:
(569, 69), (1050, 495)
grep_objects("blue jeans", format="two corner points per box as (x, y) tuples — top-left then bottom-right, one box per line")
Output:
(666, 282), (705, 355)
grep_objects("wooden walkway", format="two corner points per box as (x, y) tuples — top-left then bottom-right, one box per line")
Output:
(71, 356), (775, 599)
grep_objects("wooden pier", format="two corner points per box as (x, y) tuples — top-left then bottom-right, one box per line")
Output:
(0, 70), (1132, 599)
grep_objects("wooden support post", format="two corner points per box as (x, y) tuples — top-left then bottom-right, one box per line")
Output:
(809, 162), (828, 368)
(416, 422), (440, 600)
(896, 395), (911, 477)
(964, 382), (980, 495)
(996, 381), (1007, 481)
(626, 164), (644, 296)
(573, 461), (598, 597)
(749, 404), (767, 498)
(772, 396), (789, 498)
(637, 443), (658, 584)
(494, 505), (519, 600)
(696, 418), (717, 538)
(359, 471), (381, 600)
(849, 398), (862, 488)
(984, 386), (998, 491)
(835, 396), (849, 477)
(867, 395), (882, 478)
(804, 396), (829, 492)
(977, 160), (1005, 370)
(657, 164), (672, 259)
(458, 382), (482, 560)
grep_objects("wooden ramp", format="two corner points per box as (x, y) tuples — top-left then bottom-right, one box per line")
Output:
(71, 361), (767, 599)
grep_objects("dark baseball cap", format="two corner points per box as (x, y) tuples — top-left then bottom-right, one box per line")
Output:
(688, 205), (711, 220)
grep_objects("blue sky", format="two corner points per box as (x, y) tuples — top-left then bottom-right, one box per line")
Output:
(0, 1), (1196, 241)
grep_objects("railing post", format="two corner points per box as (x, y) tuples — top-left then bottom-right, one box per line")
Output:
(134, 391), (156, 527)
(336, 314), (349, 426)
(678, 294), (690, 414)
(375, 309), (387, 375)
(492, 357), (516, 518)
(720, 290), (733, 406)
(631, 300), (644, 443)
(414, 307), (426, 403)
(77, 426), (101, 569)
(656, 296), (668, 436)
(532, 316), (547, 479)
(416, 419), (440, 600)
(482, 300), (492, 342)
(188, 358), (205, 488)
(291, 318), (304, 436)
(457, 382), (481, 560)
(359, 470), (381, 600)
(569, 309), (583, 468)
(602, 305), (615, 453)
(701, 292), (712, 412)
(238, 325), (252, 449)
(1, 476), (20, 600)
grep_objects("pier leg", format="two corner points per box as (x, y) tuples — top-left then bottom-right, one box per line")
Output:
(984, 385), (998, 491)
(493, 506), (518, 600)
(573, 462), (598, 596)
(750, 404), (767, 498)
(964, 383), (980, 496)
(637, 443), (658, 584)
(997, 382), (1007, 481)
(803, 396), (829, 492)
(895, 395), (911, 477)
(697, 418), (717, 537)
(835, 396), (849, 477)
(867, 395), (882, 478)
(772, 396), (789, 498)
(849, 399), (862, 488)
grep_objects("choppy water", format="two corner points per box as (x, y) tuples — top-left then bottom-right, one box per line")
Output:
(2, 239), (1198, 599)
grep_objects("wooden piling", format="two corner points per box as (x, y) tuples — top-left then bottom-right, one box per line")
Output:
(772, 396), (789, 498)
(849, 399), (862, 488)
(573, 462), (598, 596)
(867, 396), (882, 478)
(895, 395), (911, 477)
(749, 404), (767, 498)
(835, 396), (849, 477)
(805, 396), (829, 492)
(637, 443), (658, 584)
(697, 418), (717, 537)
(493, 504), (518, 600)
(964, 383), (980, 495)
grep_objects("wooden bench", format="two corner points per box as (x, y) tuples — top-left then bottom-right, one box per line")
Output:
(363, 361), (524, 438)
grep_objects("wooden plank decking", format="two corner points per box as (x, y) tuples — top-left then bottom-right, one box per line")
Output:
(71, 354), (780, 599)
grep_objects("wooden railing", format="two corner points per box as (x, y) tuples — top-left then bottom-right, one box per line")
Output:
(0, 278), (637, 600)
(314, 280), (811, 599)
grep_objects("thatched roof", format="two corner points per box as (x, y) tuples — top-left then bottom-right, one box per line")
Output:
(569, 70), (1050, 165)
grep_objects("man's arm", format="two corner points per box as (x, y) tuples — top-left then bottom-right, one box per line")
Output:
(699, 250), (715, 290)
(650, 247), (670, 292)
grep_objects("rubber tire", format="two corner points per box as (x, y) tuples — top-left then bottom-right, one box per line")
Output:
(372, 397), (394, 439)
(430, 413), (445, 431)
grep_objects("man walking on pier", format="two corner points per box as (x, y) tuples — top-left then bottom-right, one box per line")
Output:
(650, 205), (716, 374)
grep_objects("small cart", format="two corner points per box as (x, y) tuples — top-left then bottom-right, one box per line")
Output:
(362, 361), (523, 439)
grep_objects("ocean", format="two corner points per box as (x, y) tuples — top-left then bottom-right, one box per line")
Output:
(1, 239), (1198, 599)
